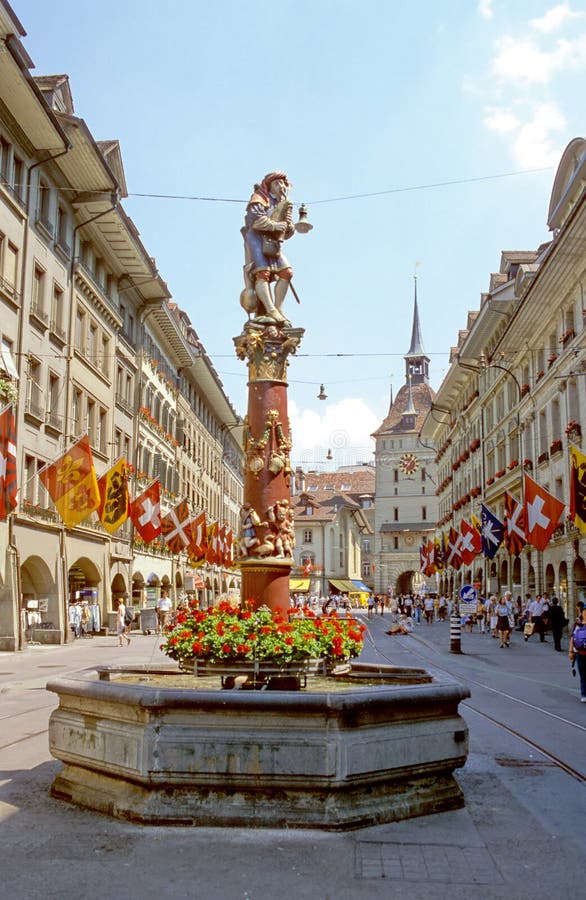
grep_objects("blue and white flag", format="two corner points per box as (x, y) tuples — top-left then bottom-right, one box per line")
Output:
(481, 503), (504, 559)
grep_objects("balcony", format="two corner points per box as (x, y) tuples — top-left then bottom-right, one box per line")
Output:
(24, 385), (44, 423)
(54, 236), (72, 263)
(50, 319), (67, 343)
(115, 392), (133, 415)
(0, 274), (21, 306)
(30, 300), (49, 330)
(45, 409), (64, 434)
(35, 210), (54, 241)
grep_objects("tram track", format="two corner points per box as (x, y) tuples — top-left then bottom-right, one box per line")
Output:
(363, 624), (586, 784)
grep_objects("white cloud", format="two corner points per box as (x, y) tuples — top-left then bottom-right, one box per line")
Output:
(483, 102), (566, 167)
(491, 34), (586, 84)
(478, 0), (494, 20)
(531, 3), (583, 33)
(484, 106), (520, 133)
(289, 397), (378, 469)
(510, 103), (566, 167)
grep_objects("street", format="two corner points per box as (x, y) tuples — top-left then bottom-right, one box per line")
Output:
(0, 615), (584, 900)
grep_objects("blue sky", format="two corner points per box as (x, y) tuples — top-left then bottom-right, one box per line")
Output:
(20, 0), (586, 468)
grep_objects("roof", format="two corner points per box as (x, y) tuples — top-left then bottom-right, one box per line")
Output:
(372, 380), (435, 437)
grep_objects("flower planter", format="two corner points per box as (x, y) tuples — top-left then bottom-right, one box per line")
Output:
(182, 657), (334, 679)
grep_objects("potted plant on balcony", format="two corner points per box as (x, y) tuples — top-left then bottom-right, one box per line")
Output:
(566, 420), (582, 439)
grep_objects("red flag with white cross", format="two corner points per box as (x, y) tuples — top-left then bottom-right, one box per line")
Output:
(504, 491), (526, 556)
(161, 499), (193, 554)
(523, 474), (565, 551)
(130, 481), (161, 544)
(460, 519), (481, 566)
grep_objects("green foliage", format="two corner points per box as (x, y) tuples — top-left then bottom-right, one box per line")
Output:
(162, 601), (366, 665)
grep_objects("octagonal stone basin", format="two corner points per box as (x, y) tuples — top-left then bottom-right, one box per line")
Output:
(47, 663), (470, 830)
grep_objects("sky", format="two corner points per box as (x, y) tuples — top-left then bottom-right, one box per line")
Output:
(18, 0), (586, 470)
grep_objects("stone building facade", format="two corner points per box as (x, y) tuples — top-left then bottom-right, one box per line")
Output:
(0, 5), (243, 650)
(421, 138), (586, 615)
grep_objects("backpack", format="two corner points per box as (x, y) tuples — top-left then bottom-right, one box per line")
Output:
(573, 624), (586, 652)
(124, 605), (134, 626)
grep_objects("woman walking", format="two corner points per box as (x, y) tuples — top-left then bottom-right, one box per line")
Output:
(117, 597), (131, 647)
(496, 595), (512, 647)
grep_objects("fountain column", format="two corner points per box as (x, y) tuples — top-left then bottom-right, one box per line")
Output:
(233, 323), (304, 613)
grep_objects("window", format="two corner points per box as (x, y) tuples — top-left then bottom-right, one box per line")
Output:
(97, 407), (107, 454)
(48, 372), (60, 411)
(56, 206), (70, 255)
(100, 334), (110, 377)
(0, 338), (18, 379)
(88, 321), (98, 361)
(303, 529), (313, 543)
(393, 536), (399, 549)
(26, 356), (42, 417)
(12, 156), (23, 202)
(393, 507), (399, 521)
(37, 178), (52, 232)
(51, 283), (64, 336)
(0, 136), (10, 181)
(393, 469), (399, 482)
(3, 241), (18, 292)
(32, 264), (45, 316)
(86, 397), (95, 443)
(75, 308), (85, 351)
(305, 506), (313, 516)
(422, 506), (427, 521)
(362, 538), (370, 553)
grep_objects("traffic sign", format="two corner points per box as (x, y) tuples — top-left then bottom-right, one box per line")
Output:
(460, 585), (478, 603)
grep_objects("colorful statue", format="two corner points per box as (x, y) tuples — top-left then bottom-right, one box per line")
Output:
(240, 172), (295, 325)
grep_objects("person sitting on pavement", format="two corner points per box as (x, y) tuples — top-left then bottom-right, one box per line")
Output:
(386, 615), (413, 635)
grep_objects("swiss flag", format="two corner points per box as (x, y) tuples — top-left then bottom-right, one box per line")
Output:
(447, 527), (462, 571)
(0, 404), (17, 520)
(130, 481), (161, 543)
(524, 474), (565, 551)
(460, 519), (481, 566)
(504, 491), (526, 556)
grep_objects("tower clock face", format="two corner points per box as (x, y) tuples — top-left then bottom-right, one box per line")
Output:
(399, 452), (419, 476)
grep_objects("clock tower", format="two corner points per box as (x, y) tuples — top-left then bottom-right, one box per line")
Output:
(372, 278), (438, 597)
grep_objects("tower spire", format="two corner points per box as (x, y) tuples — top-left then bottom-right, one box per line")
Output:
(404, 275), (430, 384)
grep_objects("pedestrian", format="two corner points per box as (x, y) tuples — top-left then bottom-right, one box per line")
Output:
(68, 600), (81, 639)
(476, 597), (486, 633)
(569, 605), (586, 702)
(527, 594), (545, 642)
(157, 589), (172, 634)
(496, 595), (512, 647)
(117, 598), (130, 647)
(488, 595), (498, 638)
(548, 597), (567, 652)
(423, 595), (434, 624)
(367, 594), (375, 619)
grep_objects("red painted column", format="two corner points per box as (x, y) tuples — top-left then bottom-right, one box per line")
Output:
(234, 323), (304, 613)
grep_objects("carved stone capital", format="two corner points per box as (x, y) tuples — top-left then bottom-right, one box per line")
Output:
(234, 322), (304, 384)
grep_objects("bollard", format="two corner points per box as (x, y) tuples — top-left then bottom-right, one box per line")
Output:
(449, 615), (462, 653)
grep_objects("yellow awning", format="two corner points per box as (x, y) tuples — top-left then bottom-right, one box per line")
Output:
(329, 579), (356, 593)
(289, 578), (310, 591)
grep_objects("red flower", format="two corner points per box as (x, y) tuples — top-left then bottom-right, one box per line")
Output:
(215, 623), (225, 636)
(260, 625), (273, 634)
(284, 637), (293, 646)
(192, 641), (204, 655)
(221, 643), (231, 654)
(236, 644), (250, 654)
(176, 612), (187, 624)
(240, 611), (252, 620)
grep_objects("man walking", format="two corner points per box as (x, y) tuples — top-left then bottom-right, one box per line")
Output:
(527, 594), (545, 642)
(548, 597), (567, 652)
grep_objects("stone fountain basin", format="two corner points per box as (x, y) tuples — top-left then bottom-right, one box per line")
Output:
(47, 663), (470, 830)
